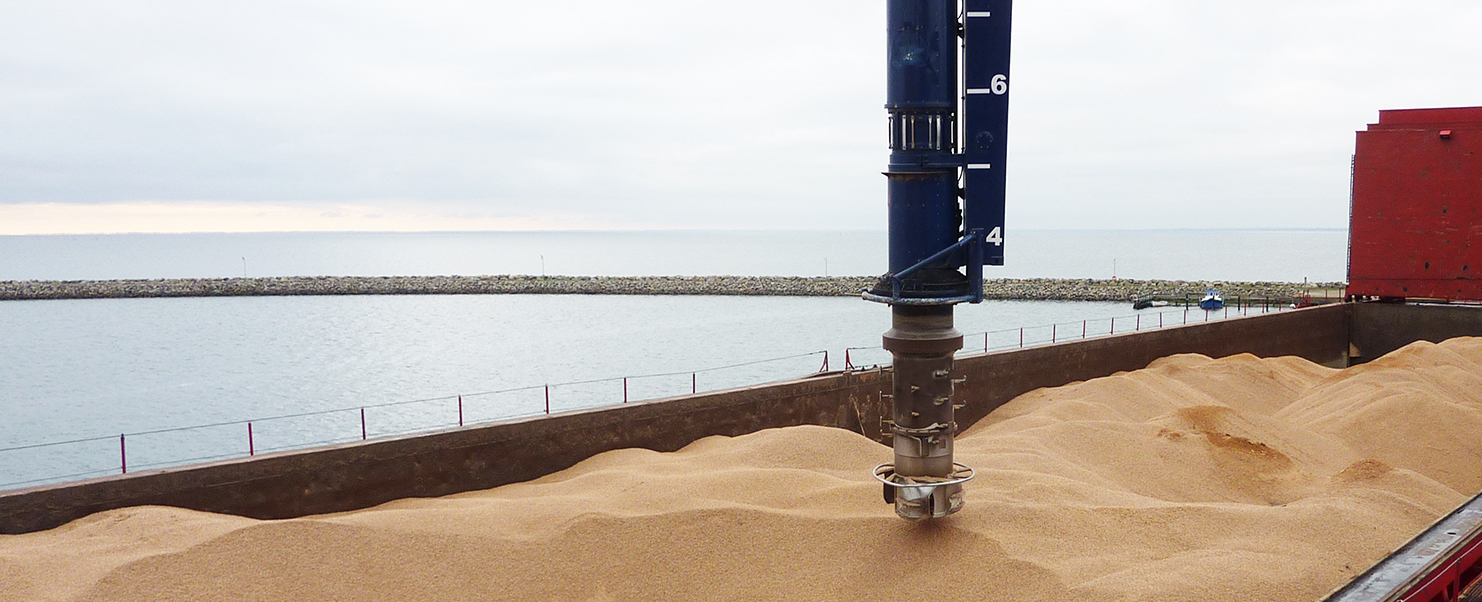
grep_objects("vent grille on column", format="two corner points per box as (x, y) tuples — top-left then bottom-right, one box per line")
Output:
(889, 111), (954, 151)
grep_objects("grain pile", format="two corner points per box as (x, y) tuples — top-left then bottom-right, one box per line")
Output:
(3, 338), (1481, 602)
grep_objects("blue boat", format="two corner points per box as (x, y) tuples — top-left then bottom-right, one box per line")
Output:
(1199, 290), (1224, 310)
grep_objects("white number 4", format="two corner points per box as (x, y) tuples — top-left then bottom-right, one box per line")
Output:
(985, 226), (1003, 246)
(990, 74), (1008, 95)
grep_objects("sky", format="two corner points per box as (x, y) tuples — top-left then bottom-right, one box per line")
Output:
(1, 0), (1480, 235)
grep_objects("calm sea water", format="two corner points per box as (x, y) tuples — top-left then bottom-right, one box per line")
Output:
(0, 229), (1348, 282)
(0, 229), (1343, 489)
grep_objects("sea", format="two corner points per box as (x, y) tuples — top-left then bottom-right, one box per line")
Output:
(0, 229), (1348, 489)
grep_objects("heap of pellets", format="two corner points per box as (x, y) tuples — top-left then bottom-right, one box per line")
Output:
(0, 275), (1339, 302)
(3, 338), (1480, 602)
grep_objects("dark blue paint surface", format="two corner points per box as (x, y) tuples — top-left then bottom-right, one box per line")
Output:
(964, 0), (1012, 266)
(885, 0), (960, 278)
(881, 0), (1012, 296)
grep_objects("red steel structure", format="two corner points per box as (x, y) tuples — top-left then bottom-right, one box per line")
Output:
(1330, 106), (1482, 602)
(1348, 106), (1482, 302)
(1323, 489), (1482, 602)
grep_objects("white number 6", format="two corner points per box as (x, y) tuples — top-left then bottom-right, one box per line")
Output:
(991, 74), (1008, 95)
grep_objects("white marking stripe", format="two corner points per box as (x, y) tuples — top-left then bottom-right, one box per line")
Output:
(966, 11), (992, 17)
(968, 163), (992, 169)
(966, 88), (996, 94)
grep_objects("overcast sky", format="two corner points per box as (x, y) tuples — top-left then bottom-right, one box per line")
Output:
(2, 0), (1479, 235)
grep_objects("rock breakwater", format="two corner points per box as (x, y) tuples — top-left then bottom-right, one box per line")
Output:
(0, 275), (1342, 303)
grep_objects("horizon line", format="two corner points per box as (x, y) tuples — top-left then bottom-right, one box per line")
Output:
(0, 226), (1351, 237)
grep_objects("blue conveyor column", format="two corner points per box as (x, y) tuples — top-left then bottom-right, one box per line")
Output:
(884, 0), (962, 283)
(868, 0), (1011, 520)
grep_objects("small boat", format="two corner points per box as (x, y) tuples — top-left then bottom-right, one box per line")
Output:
(1199, 290), (1224, 310)
(1132, 295), (1170, 310)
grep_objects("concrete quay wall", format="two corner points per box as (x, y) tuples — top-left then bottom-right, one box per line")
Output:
(0, 370), (891, 534)
(952, 303), (1350, 429)
(1350, 302), (1482, 362)
(0, 304), (1363, 535)
(0, 275), (1338, 303)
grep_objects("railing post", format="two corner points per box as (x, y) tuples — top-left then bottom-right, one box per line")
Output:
(545, 385), (550, 414)
(820, 350), (829, 372)
(248, 422), (255, 456)
(1052, 324), (1057, 343)
(1159, 312), (1164, 328)
(458, 395), (464, 426)
(692, 373), (697, 394)
(1110, 316), (1115, 334)
(1136, 314), (1141, 331)
(1082, 320), (1087, 339)
(1019, 328), (1023, 348)
(623, 377), (629, 403)
(119, 434), (127, 474)
(360, 408), (367, 440)
(984, 332), (989, 352)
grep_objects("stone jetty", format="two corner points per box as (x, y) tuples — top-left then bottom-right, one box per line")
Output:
(0, 275), (1342, 303)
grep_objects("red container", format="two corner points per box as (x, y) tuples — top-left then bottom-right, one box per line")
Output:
(1348, 106), (1482, 302)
